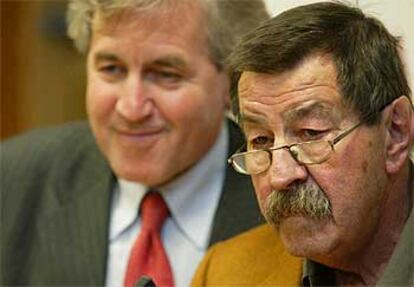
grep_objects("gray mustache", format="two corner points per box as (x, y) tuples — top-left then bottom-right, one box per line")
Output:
(264, 182), (332, 226)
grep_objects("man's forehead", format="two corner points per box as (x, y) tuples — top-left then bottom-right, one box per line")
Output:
(238, 90), (349, 128)
(91, 1), (203, 36)
(282, 101), (342, 122)
(238, 54), (338, 95)
(237, 55), (345, 117)
(238, 71), (284, 96)
(88, 4), (207, 67)
(240, 100), (344, 127)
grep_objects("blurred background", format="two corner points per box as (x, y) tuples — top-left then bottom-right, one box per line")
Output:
(1, 0), (86, 139)
(1, 0), (413, 140)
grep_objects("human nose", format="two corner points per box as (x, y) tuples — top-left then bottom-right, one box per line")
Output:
(115, 76), (154, 122)
(268, 147), (308, 191)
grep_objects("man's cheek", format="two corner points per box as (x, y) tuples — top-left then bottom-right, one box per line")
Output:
(252, 179), (269, 212)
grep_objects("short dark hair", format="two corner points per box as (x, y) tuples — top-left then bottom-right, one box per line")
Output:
(229, 1), (411, 124)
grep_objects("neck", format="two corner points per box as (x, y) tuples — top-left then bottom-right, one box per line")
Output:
(314, 163), (413, 286)
(337, 163), (412, 286)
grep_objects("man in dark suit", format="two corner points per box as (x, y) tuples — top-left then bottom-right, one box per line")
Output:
(1, 0), (269, 286)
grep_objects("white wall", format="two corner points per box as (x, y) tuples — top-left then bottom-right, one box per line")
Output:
(263, 0), (414, 91)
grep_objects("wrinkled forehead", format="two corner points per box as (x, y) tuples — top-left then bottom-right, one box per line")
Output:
(237, 54), (353, 127)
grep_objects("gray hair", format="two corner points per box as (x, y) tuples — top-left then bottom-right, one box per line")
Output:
(67, 0), (269, 69)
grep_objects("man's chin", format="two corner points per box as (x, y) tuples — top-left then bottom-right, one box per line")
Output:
(273, 215), (333, 257)
(113, 163), (166, 186)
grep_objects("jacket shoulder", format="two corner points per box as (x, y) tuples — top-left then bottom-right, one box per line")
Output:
(1, 120), (110, 196)
(2, 121), (94, 155)
(1, 121), (110, 223)
(192, 224), (302, 286)
(2, 121), (100, 171)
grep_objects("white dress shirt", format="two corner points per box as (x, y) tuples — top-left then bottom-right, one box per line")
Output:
(105, 123), (228, 287)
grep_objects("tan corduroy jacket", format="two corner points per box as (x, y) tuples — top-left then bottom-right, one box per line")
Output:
(191, 224), (303, 286)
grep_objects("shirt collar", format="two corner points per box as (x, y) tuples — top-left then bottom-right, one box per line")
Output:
(109, 180), (146, 240)
(160, 122), (228, 249)
(109, 121), (228, 249)
(302, 259), (336, 287)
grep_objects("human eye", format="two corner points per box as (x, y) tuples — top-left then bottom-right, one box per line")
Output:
(146, 68), (183, 88)
(97, 63), (127, 81)
(158, 70), (183, 82)
(248, 135), (273, 150)
(299, 128), (330, 141)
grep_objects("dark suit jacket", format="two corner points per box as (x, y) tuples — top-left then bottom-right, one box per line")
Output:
(1, 120), (261, 286)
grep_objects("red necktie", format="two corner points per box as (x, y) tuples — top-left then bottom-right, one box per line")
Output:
(124, 192), (174, 287)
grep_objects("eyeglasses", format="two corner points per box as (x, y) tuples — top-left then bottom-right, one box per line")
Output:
(228, 122), (362, 175)
(228, 100), (397, 175)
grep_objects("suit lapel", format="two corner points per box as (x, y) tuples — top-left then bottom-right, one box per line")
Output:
(209, 120), (263, 245)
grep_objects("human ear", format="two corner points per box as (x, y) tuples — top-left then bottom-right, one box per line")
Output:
(384, 96), (414, 174)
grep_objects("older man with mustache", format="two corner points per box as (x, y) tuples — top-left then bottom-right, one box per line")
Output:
(192, 2), (414, 286)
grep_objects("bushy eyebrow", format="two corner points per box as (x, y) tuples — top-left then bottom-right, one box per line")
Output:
(282, 102), (341, 125)
(92, 52), (188, 73)
(93, 52), (120, 63)
(239, 113), (267, 126)
(152, 56), (188, 70)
